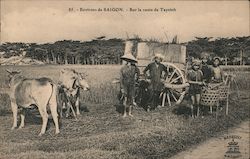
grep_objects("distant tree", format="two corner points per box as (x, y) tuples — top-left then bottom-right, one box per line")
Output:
(186, 42), (202, 58)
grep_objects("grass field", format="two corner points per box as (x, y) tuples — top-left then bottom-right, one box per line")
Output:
(0, 65), (249, 159)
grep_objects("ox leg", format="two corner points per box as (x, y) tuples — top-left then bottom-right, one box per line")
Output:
(75, 97), (80, 116)
(50, 103), (60, 135)
(64, 93), (71, 118)
(65, 102), (70, 118)
(49, 87), (60, 135)
(58, 95), (64, 118)
(59, 105), (63, 118)
(68, 101), (77, 119)
(38, 106), (48, 136)
(11, 101), (18, 130)
(19, 108), (26, 129)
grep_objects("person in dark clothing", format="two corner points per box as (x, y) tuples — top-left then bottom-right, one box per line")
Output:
(200, 54), (212, 83)
(143, 54), (168, 111)
(199, 53), (212, 115)
(120, 54), (140, 117)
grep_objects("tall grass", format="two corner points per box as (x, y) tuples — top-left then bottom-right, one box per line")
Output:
(81, 83), (120, 104)
(223, 71), (250, 91)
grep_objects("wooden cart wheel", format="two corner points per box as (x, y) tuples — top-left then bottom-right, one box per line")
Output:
(161, 62), (188, 107)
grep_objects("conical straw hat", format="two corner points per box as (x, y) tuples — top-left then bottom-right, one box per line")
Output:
(121, 54), (138, 63)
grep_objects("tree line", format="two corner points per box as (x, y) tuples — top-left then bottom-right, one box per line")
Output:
(186, 36), (250, 65)
(0, 36), (249, 65)
(0, 38), (124, 65)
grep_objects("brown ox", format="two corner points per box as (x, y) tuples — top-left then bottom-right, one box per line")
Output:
(6, 69), (59, 136)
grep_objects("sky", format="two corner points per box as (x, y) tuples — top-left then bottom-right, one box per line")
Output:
(0, 1), (249, 43)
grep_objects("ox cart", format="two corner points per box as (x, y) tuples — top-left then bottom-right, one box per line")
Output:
(124, 40), (189, 107)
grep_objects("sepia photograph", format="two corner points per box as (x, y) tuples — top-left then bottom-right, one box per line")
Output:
(0, 0), (249, 158)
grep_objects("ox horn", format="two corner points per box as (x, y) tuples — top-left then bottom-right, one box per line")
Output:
(60, 69), (66, 74)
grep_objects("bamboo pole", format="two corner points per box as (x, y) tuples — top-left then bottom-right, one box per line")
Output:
(226, 80), (231, 115)
(226, 93), (229, 115)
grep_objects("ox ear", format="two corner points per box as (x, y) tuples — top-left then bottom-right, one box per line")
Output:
(61, 69), (65, 74)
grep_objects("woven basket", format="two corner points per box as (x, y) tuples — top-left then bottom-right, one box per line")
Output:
(219, 85), (230, 100)
(200, 87), (220, 106)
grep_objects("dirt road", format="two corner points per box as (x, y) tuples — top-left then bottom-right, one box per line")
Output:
(170, 120), (250, 159)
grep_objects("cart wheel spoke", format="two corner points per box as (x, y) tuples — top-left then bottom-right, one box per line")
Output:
(161, 93), (166, 107)
(167, 69), (177, 82)
(172, 88), (182, 94)
(170, 75), (182, 84)
(170, 90), (178, 102)
(167, 93), (171, 106)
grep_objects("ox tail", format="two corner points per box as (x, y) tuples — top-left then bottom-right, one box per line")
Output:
(47, 81), (58, 115)
(47, 82), (57, 104)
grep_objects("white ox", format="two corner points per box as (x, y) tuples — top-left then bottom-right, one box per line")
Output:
(6, 69), (60, 136)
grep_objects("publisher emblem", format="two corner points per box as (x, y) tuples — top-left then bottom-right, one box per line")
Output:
(224, 135), (242, 158)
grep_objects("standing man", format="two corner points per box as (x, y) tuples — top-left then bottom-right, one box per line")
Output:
(120, 54), (140, 117)
(143, 53), (168, 111)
